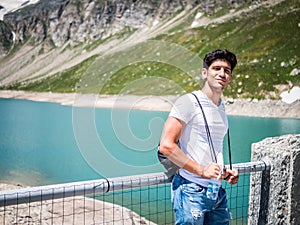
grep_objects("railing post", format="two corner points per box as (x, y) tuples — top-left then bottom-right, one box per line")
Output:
(258, 160), (271, 225)
(249, 134), (300, 225)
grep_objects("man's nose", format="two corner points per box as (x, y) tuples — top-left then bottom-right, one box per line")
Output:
(219, 68), (226, 76)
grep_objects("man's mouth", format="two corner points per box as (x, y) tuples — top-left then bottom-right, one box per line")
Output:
(216, 78), (226, 85)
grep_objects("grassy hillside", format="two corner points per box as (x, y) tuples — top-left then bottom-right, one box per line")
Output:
(3, 0), (300, 99)
(154, 0), (300, 98)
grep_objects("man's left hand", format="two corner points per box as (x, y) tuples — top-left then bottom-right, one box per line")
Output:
(222, 168), (239, 185)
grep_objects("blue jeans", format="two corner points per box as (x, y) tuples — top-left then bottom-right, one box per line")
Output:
(172, 174), (231, 225)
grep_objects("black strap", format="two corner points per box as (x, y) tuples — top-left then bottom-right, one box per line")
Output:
(191, 92), (232, 170)
(227, 129), (233, 170)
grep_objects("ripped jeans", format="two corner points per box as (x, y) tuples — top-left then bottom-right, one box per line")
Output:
(172, 174), (231, 225)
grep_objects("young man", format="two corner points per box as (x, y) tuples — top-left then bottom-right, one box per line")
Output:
(159, 49), (239, 224)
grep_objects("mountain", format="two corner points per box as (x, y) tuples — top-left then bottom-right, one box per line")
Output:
(0, 0), (299, 100)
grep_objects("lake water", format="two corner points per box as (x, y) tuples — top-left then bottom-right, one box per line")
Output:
(0, 98), (299, 224)
(0, 98), (299, 186)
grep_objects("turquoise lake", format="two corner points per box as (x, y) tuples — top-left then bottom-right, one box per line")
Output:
(0, 98), (299, 186)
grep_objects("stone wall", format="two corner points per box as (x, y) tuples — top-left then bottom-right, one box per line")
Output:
(249, 134), (300, 225)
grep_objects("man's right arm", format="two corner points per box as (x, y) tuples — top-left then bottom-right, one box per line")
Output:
(159, 116), (221, 179)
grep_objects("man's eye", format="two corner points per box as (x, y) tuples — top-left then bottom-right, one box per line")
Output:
(225, 69), (231, 74)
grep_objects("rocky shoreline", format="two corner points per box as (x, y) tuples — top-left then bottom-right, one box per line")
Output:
(0, 182), (155, 225)
(224, 97), (300, 119)
(0, 90), (299, 118)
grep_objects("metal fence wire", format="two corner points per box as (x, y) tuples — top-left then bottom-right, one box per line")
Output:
(0, 161), (270, 225)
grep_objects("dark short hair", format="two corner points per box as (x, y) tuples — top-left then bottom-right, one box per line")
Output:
(203, 49), (237, 71)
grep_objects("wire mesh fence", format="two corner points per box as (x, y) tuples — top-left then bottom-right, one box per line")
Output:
(0, 161), (269, 225)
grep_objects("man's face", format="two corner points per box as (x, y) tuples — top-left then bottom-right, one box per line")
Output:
(202, 59), (232, 91)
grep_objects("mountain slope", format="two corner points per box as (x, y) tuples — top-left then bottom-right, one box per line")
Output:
(0, 0), (201, 85)
(0, 0), (299, 99)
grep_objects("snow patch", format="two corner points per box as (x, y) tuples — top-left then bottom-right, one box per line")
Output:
(0, 0), (40, 20)
(280, 86), (300, 104)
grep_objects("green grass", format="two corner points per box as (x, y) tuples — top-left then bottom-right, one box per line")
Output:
(4, 0), (300, 98)
(154, 0), (300, 98)
(98, 61), (200, 95)
(5, 55), (98, 93)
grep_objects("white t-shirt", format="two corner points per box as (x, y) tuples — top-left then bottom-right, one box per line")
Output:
(169, 90), (228, 187)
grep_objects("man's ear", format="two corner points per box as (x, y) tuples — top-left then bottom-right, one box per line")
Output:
(202, 68), (207, 80)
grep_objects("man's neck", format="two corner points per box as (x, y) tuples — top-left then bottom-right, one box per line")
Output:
(201, 86), (222, 106)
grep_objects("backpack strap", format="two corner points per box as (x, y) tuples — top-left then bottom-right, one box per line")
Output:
(191, 92), (217, 163)
(191, 92), (232, 170)
(227, 128), (233, 170)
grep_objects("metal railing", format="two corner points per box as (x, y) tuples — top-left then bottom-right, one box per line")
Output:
(0, 161), (270, 224)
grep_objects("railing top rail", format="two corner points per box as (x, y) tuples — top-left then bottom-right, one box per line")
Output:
(233, 160), (271, 174)
(0, 161), (270, 207)
(0, 172), (169, 207)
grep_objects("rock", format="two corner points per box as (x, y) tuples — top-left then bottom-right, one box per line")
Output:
(249, 134), (300, 225)
(0, 183), (156, 224)
(0, 20), (13, 56)
(0, 0), (262, 50)
(1, 0), (197, 48)
(280, 61), (288, 67)
(224, 96), (300, 118)
(280, 86), (300, 104)
(290, 68), (300, 76)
